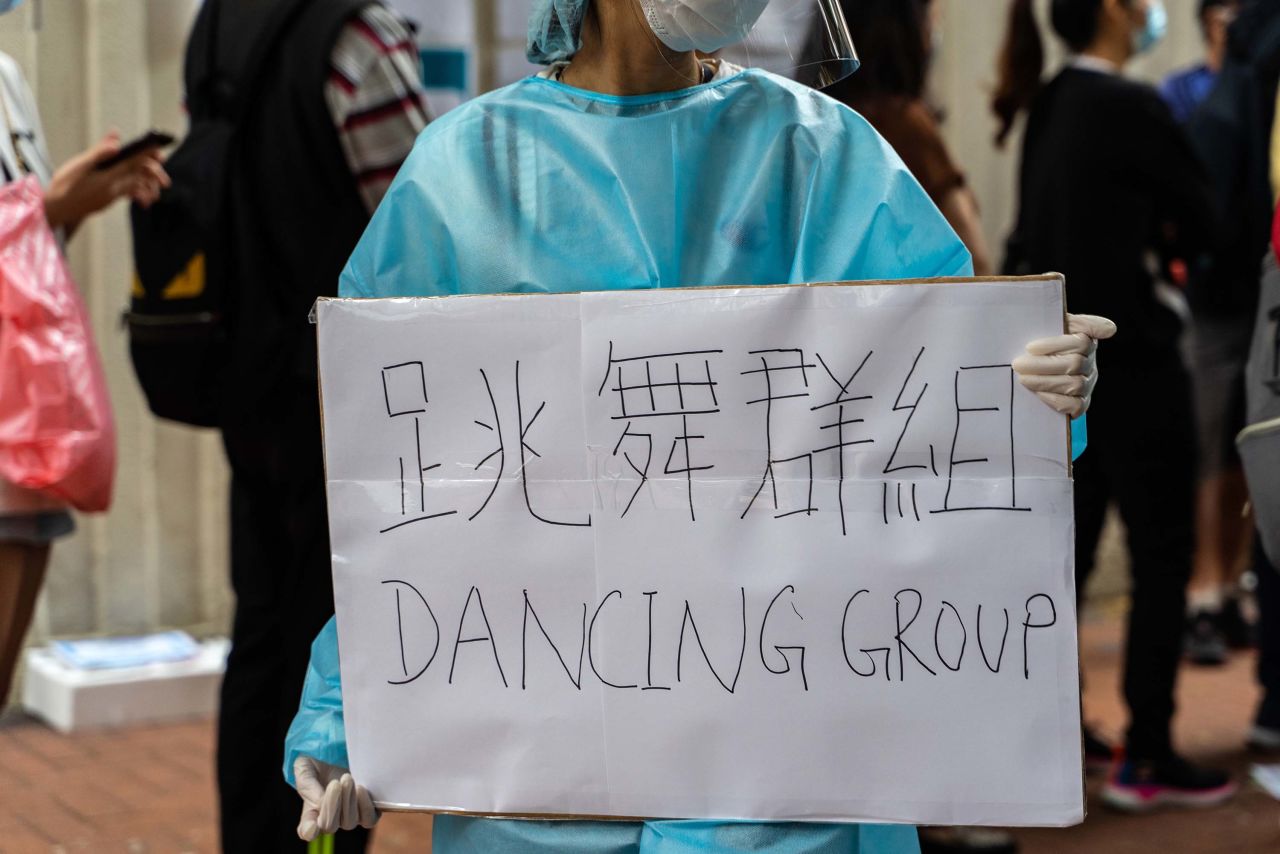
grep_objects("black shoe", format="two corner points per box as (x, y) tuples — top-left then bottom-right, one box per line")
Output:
(1184, 609), (1229, 666)
(1102, 754), (1237, 812)
(919, 828), (1018, 854)
(1218, 597), (1256, 649)
(1247, 723), (1280, 753)
(1083, 726), (1115, 775)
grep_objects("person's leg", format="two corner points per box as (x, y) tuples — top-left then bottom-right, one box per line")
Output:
(1190, 474), (1230, 602)
(1185, 497), (1232, 664)
(1216, 469), (1253, 583)
(1216, 323), (1257, 603)
(1253, 542), (1280, 743)
(217, 475), (293, 853)
(218, 379), (371, 853)
(1185, 317), (1255, 657)
(0, 542), (50, 706)
(1111, 361), (1195, 761)
(274, 437), (368, 854)
(1211, 369), (1256, 649)
(1101, 358), (1235, 809)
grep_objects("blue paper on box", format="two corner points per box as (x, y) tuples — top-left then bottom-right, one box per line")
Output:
(51, 630), (199, 670)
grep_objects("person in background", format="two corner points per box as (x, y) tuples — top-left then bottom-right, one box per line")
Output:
(1243, 196), (1280, 755)
(1161, 0), (1255, 668)
(1238, 12), (1280, 755)
(993, 0), (1237, 811)
(1177, 0), (1280, 670)
(1162, 0), (1239, 123)
(282, 0), (1114, 850)
(821, 0), (994, 276)
(189, 1), (429, 851)
(0, 2), (168, 709)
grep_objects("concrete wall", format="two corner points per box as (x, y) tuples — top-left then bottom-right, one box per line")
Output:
(4, 0), (1209, 670)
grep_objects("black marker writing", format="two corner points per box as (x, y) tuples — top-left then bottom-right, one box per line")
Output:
(1022, 593), (1057, 680)
(643, 590), (670, 690)
(382, 579), (440, 685)
(894, 588), (937, 681)
(841, 590), (890, 681)
(677, 588), (747, 693)
(449, 586), (507, 687)
(976, 605), (1010, 673)
(589, 590), (637, 689)
(933, 600), (967, 672)
(759, 585), (809, 690)
(521, 590), (586, 690)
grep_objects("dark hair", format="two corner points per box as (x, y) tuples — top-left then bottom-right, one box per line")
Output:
(820, 0), (931, 103)
(991, 0), (1110, 147)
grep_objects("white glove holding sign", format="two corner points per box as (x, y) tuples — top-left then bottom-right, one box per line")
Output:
(294, 756), (379, 841)
(1014, 314), (1117, 418)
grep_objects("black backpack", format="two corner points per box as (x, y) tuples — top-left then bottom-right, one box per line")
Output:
(126, 0), (310, 427)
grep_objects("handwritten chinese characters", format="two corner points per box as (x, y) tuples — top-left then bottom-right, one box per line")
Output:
(372, 343), (1030, 535)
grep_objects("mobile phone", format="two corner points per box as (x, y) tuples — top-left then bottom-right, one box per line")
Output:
(94, 130), (175, 171)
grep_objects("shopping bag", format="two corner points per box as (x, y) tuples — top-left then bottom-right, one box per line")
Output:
(0, 177), (116, 512)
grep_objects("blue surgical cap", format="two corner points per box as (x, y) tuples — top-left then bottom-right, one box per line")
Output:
(528, 0), (590, 64)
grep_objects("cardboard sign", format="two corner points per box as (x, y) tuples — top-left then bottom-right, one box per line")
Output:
(316, 276), (1083, 827)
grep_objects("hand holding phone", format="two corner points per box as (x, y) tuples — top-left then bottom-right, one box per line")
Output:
(93, 130), (175, 172)
(45, 132), (174, 232)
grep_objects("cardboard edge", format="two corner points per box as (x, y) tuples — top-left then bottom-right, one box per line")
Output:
(312, 273), (1067, 304)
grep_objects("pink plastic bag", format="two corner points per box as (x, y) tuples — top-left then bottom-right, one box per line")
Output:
(0, 177), (116, 512)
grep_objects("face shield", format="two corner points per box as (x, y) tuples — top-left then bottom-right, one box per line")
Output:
(527, 0), (857, 90)
(715, 0), (859, 90)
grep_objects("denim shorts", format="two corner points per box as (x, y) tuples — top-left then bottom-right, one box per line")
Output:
(0, 510), (75, 544)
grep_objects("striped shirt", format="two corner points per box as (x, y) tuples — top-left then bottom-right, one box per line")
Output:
(325, 4), (430, 212)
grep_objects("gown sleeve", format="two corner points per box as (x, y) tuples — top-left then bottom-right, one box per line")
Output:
(282, 616), (352, 786)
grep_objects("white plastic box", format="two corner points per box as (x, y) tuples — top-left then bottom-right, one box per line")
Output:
(21, 638), (230, 732)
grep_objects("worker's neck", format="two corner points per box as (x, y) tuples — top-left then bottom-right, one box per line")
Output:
(1206, 41), (1227, 73)
(1079, 34), (1131, 72)
(561, 6), (702, 96)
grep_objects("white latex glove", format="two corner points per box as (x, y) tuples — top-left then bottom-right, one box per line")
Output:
(294, 756), (379, 841)
(1012, 314), (1117, 419)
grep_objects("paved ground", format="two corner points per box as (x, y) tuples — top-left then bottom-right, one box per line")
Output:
(1011, 600), (1279, 853)
(0, 599), (1276, 853)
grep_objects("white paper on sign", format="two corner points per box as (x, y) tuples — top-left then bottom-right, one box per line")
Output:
(316, 277), (1084, 828)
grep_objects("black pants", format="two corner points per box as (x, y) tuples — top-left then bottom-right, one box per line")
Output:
(1257, 541), (1280, 729)
(1074, 353), (1196, 760)
(217, 391), (369, 854)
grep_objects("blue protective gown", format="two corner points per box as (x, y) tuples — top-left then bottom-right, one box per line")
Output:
(337, 69), (971, 298)
(286, 66), (1075, 853)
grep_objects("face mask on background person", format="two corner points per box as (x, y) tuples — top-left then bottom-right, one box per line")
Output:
(1133, 0), (1167, 54)
(0, 0), (23, 13)
(640, 0), (771, 53)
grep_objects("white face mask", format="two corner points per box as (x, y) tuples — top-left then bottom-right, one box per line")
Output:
(640, 0), (771, 53)
(1132, 0), (1167, 55)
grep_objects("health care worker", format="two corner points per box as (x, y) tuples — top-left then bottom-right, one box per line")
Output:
(284, 0), (1115, 850)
